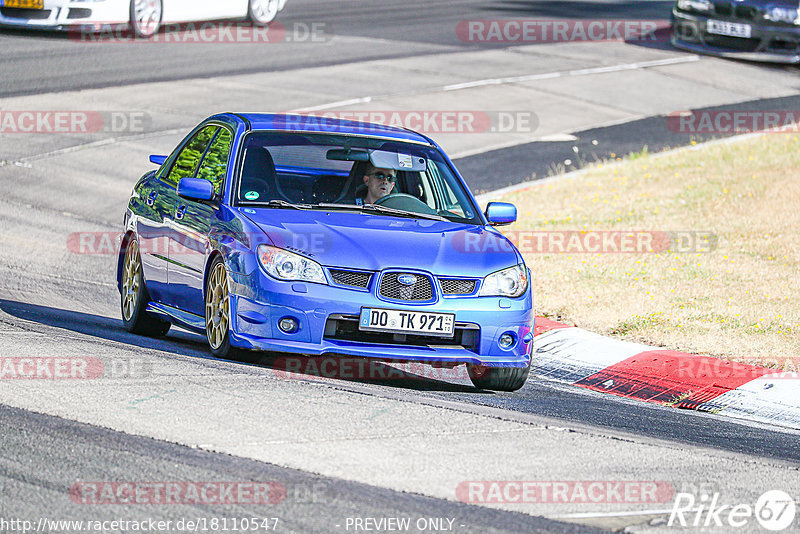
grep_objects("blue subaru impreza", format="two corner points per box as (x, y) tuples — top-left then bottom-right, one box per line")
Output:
(117, 113), (534, 391)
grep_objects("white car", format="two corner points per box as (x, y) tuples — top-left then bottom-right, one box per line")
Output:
(0, 0), (289, 38)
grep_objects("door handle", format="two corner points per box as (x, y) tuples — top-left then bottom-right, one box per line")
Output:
(146, 191), (158, 206)
(175, 205), (187, 220)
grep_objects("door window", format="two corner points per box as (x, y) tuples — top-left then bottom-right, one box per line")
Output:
(196, 128), (233, 196)
(164, 125), (219, 187)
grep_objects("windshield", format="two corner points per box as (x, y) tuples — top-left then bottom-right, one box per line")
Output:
(234, 131), (481, 224)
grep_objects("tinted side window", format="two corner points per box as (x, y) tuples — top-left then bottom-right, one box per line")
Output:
(164, 125), (218, 187)
(196, 128), (233, 196)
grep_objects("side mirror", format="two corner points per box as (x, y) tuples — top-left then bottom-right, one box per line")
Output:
(177, 178), (215, 202)
(485, 202), (517, 226)
(150, 155), (168, 165)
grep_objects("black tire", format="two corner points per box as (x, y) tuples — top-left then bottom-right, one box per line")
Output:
(468, 361), (531, 392)
(129, 0), (162, 39)
(120, 239), (171, 337)
(248, 0), (280, 25)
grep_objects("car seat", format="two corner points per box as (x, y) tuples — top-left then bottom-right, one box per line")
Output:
(239, 146), (276, 202)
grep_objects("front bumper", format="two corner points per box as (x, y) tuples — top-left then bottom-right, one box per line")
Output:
(227, 268), (535, 368)
(672, 9), (800, 64)
(0, 1), (128, 31)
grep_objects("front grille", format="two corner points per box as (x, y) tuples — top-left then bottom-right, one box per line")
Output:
(379, 272), (433, 301)
(330, 269), (372, 289)
(0, 7), (52, 19)
(324, 315), (480, 353)
(705, 34), (761, 51)
(439, 278), (478, 296)
(734, 5), (757, 19)
(712, 2), (758, 20)
(67, 8), (92, 19)
(713, 3), (732, 17)
(769, 38), (800, 51)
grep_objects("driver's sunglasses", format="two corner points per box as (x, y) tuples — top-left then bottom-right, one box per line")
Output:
(369, 172), (397, 183)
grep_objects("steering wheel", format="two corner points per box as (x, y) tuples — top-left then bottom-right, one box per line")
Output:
(375, 193), (419, 205)
(374, 193), (439, 215)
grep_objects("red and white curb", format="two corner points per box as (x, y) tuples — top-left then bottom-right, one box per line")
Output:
(532, 318), (800, 431)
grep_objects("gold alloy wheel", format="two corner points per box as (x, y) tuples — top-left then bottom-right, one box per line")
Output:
(121, 240), (141, 322)
(206, 262), (230, 350)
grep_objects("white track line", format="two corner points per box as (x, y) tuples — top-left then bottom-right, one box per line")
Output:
(4, 54), (700, 167)
(442, 56), (700, 91)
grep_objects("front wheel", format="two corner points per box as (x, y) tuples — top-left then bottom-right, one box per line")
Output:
(248, 0), (280, 25)
(205, 257), (235, 358)
(130, 0), (162, 39)
(468, 361), (531, 392)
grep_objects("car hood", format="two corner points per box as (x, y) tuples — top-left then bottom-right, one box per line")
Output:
(239, 208), (523, 277)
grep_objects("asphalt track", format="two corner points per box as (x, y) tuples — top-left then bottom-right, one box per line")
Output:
(1, 404), (595, 534)
(0, 0), (678, 97)
(1, 1), (800, 532)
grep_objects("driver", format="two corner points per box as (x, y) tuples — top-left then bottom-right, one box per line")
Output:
(356, 164), (396, 205)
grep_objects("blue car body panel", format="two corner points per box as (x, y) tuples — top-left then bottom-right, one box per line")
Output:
(118, 113), (534, 367)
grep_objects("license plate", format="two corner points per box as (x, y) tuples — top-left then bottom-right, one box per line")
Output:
(707, 19), (751, 38)
(3, 0), (45, 7)
(359, 308), (455, 337)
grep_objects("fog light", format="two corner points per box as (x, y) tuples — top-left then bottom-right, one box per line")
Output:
(279, 317), (298, 333)
(498, 333), (515, 349)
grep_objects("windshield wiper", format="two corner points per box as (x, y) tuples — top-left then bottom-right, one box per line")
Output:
(259, 200), (313, 210)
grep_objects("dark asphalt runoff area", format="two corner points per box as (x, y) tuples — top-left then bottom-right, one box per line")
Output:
(0, 0), (676, 97)
(0, 403), (600, 534)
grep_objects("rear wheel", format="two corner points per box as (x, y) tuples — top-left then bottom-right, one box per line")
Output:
(468, 361), (531, 392)
(121, 239), (170, 337)
(248, 0), (280, 25)
(130, 0), (162, 39)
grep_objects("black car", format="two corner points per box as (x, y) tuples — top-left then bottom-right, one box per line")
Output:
(672, 0), (800, 63)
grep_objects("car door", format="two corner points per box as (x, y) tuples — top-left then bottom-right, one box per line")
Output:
(135, 171), (173, 304)
(168, 126), (233, 316)
(152, 125), (219, 309)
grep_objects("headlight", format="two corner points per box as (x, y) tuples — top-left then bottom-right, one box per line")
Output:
(765, 6), (800, 25)
(676, 0), (712, 12)
(257, 245), (327, 284)
(479, 264), (528, 298)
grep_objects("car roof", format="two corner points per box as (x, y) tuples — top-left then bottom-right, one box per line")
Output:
(229, 113), (434, 145)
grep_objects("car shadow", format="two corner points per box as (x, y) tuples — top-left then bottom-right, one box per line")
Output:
(0, 299), (483, 394)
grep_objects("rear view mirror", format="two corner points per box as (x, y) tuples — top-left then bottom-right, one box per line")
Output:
(150, 155), (167, 165)
(370, 150), (427, 172)
(326, 149), (370, 162)
(177, 178), (214, 202)
(485, 202), (517, 225)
